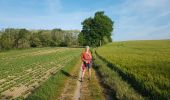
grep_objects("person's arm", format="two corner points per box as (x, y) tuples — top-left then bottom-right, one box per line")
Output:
(81, 52), (86, 62)
(89, 52), (92, 60)
(86, 52), (92, 63)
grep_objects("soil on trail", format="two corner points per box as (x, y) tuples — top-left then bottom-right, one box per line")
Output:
(79, 69), (104, 100)
(57, 60), (81, 100)
(58, 62), (105, 100)
(73, 69), (81, 100)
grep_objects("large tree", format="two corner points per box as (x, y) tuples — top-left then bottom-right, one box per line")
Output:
(78, 11), (113, 46)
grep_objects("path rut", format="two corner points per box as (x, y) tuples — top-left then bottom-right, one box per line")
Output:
(58, 61), (104, 100)
(73, 68), (81, 100)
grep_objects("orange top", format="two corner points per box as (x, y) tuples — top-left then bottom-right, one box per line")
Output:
(81, 51), (92, 63)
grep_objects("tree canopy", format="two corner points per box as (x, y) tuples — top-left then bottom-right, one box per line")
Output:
(78, 11), (114, 47)
(0, 28), (80, 50)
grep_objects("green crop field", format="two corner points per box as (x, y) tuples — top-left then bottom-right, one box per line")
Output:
(0, 47), (82, 99)
(0, 40), (170, 100)
(96, 40), (170, 99)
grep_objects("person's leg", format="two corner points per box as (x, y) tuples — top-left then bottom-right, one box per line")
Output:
(81, 68), (86, 81)
(88, 68), (91, 80)
(81, 62), (86, 81)
(88, 63), (91, 80)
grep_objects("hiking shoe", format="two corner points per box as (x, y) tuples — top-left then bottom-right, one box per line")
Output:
(80, 78), (83, 82)
(88, 77), (91, 81)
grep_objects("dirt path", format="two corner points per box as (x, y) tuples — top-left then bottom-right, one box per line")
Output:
(73, 68), (81, 100)
(79, 69), (104, 100)
(57, 60), (81, 100)
(58, 61), (104, 100)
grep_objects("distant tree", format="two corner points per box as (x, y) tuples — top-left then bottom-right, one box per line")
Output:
(30, 32), (42, 47)
(78, 11), (114, 46)
(78, 32), (85, 46)
(0, 28), (80, 50)
(17, 29), (31, 48)
(0, 32), (13, 50)
(0, 28), (17, 49)
(38, 30), (52, 47)
(71, 31), (79, 46)
(0, 32), (1, 50)
(51, 28), (63, 46)
(65, 32), (73, 47)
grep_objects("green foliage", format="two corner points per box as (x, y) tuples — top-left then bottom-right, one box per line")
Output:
(78, 11), (113, 46)
(78, 32), (85, 46)
(96, 40), (170, 99)
(38, 30), (52, 47)
(0, 32), (13, 50)
(0, 28), (18, 49)
(17, 29), (31, 48)
(102, 36), (109, 45)
(30, 32), (42, 47)
(64, 32), (73, 47)
(51, 28), (63, 46)
(0, 28), (80, 50)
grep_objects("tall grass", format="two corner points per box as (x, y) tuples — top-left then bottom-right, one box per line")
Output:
(96, 40), (170, 99)
(93, 53), (144, 100)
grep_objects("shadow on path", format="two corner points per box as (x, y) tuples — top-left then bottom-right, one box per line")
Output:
(61, 69), (78, 80)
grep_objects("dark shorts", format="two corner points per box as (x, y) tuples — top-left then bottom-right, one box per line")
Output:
(83, 61), (92, 69)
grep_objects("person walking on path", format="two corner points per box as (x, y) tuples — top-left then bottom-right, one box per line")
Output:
(81, 46), (92, 82)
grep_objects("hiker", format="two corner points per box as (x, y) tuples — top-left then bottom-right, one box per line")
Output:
(81, 46), (92, 82)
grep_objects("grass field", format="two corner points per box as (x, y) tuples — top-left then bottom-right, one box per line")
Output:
(27, 56), (81, 100)
(0, 47), (105, 100)
(0, 40), (169, 100)
(93, 53), (144, 100)
(0, 47), (82, 99)
(96, 40), (170, 99)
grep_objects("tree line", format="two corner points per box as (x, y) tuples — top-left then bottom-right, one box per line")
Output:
(0, 28), (80, 50)
(0, 11), (113, 50)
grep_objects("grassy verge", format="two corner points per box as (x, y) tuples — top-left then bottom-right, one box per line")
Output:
(93, 52), (144, 100)
(80, 68), (105, 100)
(89, 69), (105, 100)
(58, 58), (81, 100)
(26, 56), (80, 100)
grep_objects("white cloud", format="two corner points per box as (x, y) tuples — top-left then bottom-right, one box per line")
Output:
(0, 0), (169, 41)
(45, 0), (62, 15)
(108, 0), (170, 41)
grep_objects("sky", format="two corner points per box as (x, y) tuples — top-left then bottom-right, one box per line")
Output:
(0, 0), (170, 41)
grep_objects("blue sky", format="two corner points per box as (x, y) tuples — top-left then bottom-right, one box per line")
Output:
(0, 0), (170, 41)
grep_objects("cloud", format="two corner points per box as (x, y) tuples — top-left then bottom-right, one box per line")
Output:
(0, 0), (169, 41)
(45, 0), (62, 15)
(108, 0), (170, 41)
